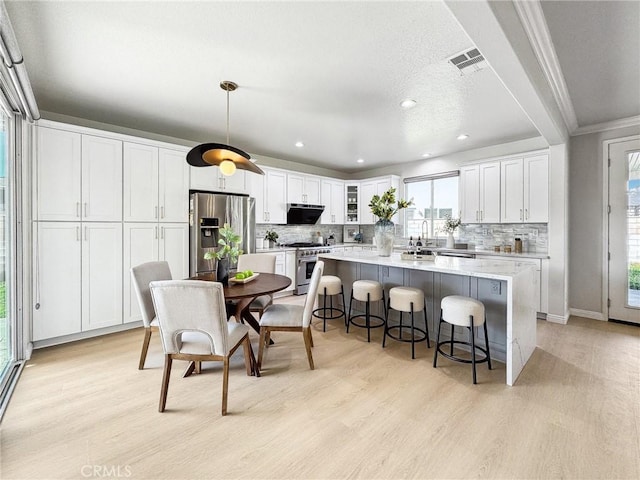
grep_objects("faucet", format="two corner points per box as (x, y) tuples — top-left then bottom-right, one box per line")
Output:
(421, 220), (429, 243)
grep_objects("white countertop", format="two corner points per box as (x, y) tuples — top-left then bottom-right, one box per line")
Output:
(429, 247), (549, 259)
(318, 250), (536, 281)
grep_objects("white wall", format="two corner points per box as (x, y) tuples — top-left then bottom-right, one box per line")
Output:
(569, 125), (640, 317)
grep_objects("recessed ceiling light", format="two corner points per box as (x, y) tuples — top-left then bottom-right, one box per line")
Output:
(357, 158), (364, 164)
(295, 141), (304, 148)
(422, 153), (431, 158)
(400, 99), (417, 109)
(457, 134), (469, 140)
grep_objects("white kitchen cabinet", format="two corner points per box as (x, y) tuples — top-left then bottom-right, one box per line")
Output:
(345, 183), (360, 223)
(124, 144), (189, 222)
(35, 127), (122, 222)
(32, 222), (82, 341)
(248, 167), (287, 224)
(32, 221), (123, 340)
(459, 162), (500, 223)
(288, 173), (321, 204)
(285, 250), (296, 293)
(189, 164), (246, 193)
(123, 222), (189, 323)
(320, 179), (345, 225)
(500, 155), (548, 223)
(81, 223), (123, 331)
(359, 176), (401, 224)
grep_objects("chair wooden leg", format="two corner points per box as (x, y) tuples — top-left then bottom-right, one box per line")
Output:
(303, 327), (315, 370)
(195, 361), (201, 374)
(139, 328), (152, 370)
(222, 357), (230, 416)
(308, 325), (314, 347)
(257, 327), (268, 370)
(241, 336), (253, 376)
(159, 355), (172, 412)
(265, 330), (271, 346)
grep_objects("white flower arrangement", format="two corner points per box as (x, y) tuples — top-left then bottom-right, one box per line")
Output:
(441, 214), (462, 234)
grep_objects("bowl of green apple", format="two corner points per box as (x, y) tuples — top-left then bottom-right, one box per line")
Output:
(229, 270), (258, 284)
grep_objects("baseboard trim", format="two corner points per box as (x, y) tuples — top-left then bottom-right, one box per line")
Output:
(546, 312), (569, 324)
(569, 308), (605, 321)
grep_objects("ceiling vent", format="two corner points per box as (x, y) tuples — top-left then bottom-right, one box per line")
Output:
(448, 48), (487, 74)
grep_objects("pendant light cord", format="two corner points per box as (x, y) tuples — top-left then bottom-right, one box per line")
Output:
(226, 87), (230, 145)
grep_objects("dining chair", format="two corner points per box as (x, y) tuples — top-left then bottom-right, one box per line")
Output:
(150, 280), (253, 415)
(236, 253), (277, 319)
(130, 261), (172, 370)
(257, 261), (324, 371)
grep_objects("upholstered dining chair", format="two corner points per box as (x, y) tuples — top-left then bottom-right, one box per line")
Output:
(150, 280), (253, 415)
(131, 261), (172, 370)
(257, 261), (324, 371)
(236, 253), (277, 319)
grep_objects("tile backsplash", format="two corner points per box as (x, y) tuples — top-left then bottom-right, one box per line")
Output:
(256, 225), (344, 245)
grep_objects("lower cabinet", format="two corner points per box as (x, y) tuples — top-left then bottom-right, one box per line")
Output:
(123, 222), (189, 323)
(272, 251), (295, 294)
(32, 222), (123, 341)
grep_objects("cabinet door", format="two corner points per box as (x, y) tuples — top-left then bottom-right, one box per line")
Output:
(189, 165), (218, 191)
(246, 171), (266, 223)
(320, 180), (332, 224)
(32, 222), (82, 340)
(265, 169), (287, 224)
(305, 176), (322, 204)
(81, 135), (122, 221)
(274, 252), (286, 276)
(524, 155), (548, 222)
(221, 170), (246, 193)
(479, 161), (501, 223)
(160, 223), (190, 281)
(345, 184), (359, 223)
(331, 181), (345, 224)
(359, 181), (376, 224)
(285, 251), (296, 292)
(123, 143), (159, 222)
(123, 223), (160, 324)
(81, 223), (123, 331)
(459, 165), (479, 223)
(35, 127), (81, 221)
(159, 149), (189, 222)
(287, 173), (305, 203)
(500, 158), (524, 223)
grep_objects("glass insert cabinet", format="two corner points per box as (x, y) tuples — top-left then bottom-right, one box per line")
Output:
(345, 184), (359, 224)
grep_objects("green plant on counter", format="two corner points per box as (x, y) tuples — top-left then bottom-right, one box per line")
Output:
(264, 230), (279, 243)
(369, 187), (412, 221)
(204, 223), (243, 264)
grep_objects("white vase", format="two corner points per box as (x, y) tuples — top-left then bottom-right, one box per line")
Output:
(446, 232), (455, 249)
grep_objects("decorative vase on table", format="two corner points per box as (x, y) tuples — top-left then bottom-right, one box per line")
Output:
(216, 258), (230, 286)
(374, 219), (395, 257)
(446, 232), (455, 249)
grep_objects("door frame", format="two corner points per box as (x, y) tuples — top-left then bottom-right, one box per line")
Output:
(602, 135), (640, 321)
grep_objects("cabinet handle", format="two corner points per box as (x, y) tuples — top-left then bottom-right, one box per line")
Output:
(76, 226), (80, 241)
(76, 202), (80, 218)
(155, 206), (158, 219)
(155, 226), (158, 239)
(525, 208), (529, 220)
(520, 209), (523, 221)
(84, 203), (88, 218)
(84, 226), (88, 241)
(161, 226), (164, 239)
(480, 210), (483, 221)
(160, 206), (164, 219)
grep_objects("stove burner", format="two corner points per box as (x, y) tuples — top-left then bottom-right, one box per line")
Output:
(284, 242), (322, 248)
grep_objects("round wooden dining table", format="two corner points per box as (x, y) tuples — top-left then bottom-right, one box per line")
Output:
(188, 272), (292, 376)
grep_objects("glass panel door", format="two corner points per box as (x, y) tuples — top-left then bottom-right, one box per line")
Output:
(0, 110), (10, 376)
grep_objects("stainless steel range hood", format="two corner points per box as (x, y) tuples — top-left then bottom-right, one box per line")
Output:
(286, 203), (324, 225)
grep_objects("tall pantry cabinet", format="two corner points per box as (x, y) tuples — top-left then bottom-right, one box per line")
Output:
(33, 126), (123, 340)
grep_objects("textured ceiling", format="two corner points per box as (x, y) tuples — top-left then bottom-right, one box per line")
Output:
(5, 1), (542, 172)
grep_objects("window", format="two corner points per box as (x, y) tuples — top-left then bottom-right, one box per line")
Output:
(404, 172), (459, 240)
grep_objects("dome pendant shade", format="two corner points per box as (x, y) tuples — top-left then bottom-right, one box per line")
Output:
(186, 142), (264, 174)
(187, 80), (264, 175)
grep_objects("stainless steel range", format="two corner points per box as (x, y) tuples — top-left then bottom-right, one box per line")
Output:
(283, 242), (333, 295)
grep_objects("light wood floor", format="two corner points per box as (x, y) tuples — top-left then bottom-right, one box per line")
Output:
(1, 296), (639, 479)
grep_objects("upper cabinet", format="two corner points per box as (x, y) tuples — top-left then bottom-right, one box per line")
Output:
(189, 165), (246, 194)
(501, 154), (548, 223)
(35, 127), (122, 222)
(359, 175), (400, 224)
(247, 167), (287, 224)
(345, 183), (360, 224)
(459, 162), (500, 224)
(123, 143), (189, 222)
(287, 173), (321, 204)
(320, 179), (344, 225)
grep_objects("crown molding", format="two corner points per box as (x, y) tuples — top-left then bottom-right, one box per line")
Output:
(513, 0), (578, 134)
(572, 115), (640, 136)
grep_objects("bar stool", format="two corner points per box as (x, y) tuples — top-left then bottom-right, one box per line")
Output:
(312, 275), (346, 331)
(347, 280), (386, 342)
(383, 286), (430, 359)
(433, 295), (492, 384)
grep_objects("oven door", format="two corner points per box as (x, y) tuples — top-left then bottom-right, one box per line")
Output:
(295, 257), (317, 295)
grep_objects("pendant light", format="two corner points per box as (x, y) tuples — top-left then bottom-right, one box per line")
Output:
(187, 81), (264, 175)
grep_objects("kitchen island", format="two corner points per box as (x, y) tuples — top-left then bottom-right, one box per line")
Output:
(318, 251), (539, 386)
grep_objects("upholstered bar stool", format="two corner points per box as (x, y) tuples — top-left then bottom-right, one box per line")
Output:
(433, 295), (492, 384)
(383, 286), (431, 359)
(347, 280), (386, 342)
(312, 275), (347, 331)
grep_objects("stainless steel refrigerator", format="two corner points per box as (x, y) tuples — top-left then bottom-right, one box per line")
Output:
(189, 192), (256, 276)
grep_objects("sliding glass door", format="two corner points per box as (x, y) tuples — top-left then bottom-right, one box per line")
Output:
(0, 109), (11, 381)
